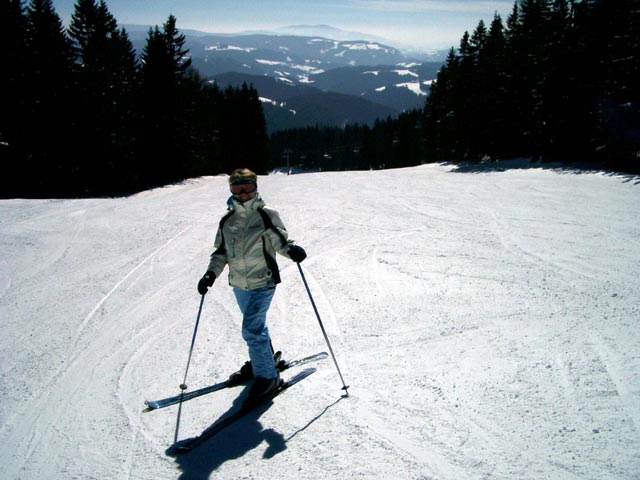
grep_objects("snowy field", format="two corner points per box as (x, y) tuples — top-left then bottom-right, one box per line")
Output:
(1, 163), (639, 479)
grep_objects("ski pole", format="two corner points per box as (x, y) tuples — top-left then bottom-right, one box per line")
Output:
(179, 294), (206, 392)
(297, 263), (349, 395)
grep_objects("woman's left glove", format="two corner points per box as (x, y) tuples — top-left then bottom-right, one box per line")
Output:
(288, 245), (307, 263)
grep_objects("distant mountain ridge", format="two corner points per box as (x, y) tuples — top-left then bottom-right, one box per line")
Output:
(124, 25), (443, 131)
(211, 72), (399, 132)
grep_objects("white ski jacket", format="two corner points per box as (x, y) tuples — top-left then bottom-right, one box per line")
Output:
(207, 194), (294, 290)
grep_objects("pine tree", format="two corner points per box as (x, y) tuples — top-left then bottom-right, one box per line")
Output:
(541, 0), (587, 160)
(482, 13), (509, 158)
(138, 15), (195, 185)
(162, 14), (192, 77)
(425, 47), (460, 160)
(23, 0), (76, 195)
(501, 1), (528, 157)
(455, 31), (475, 159)
(220, 83), (269, 173)
(518, 0), (552, 159)
(0, 0), (29, 196)
(179, 71), (224, 177)
(68, 0), (138, 193)
(467, 20), (490, 158)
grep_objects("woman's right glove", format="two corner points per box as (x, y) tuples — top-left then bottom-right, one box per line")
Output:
(288, 245), (307, 263)
(197, 271), (216, 295)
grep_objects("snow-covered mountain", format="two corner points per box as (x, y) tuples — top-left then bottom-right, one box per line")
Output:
(2, 162), (639, 478)
(193, 34), (406, 70)
(188, 34), (439, 129)
(124, 25), (414, 76)
(211, 71), (407, 132)
(125, 26), (442, 130)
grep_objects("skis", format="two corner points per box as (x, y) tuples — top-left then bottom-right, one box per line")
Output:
(167, 368), (316, 455)
(144, 352), (327, 411)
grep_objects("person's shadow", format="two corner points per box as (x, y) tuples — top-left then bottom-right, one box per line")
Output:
(168, 386), (288, 479)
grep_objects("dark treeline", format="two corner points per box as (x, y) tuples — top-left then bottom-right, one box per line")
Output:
(270, 109), (425, 171)
(271, 0), (640, 173)
(1, 0), (269, 197)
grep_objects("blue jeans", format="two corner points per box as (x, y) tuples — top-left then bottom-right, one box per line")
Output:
(233, 286), (277, 379)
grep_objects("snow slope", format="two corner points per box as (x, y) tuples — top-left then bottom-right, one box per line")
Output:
(1, 163), (639, 479)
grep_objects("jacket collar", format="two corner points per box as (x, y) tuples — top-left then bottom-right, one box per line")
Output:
(227, 193), (265, 212)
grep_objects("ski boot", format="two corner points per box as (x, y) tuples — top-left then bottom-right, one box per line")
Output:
(243, 372), (283, 409)
(227, 351), (283, 386)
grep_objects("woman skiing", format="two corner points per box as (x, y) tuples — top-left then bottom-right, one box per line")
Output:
(197, 168), (307, 407)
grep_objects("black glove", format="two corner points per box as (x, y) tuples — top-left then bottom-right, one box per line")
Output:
(288, 245), (307, 263)
(198, 271), (215, 295)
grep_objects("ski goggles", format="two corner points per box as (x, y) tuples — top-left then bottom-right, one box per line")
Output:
(230, 179), (257, 195)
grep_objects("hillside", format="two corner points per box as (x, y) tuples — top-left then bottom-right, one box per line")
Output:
(212, 72), (399, 132)
(1, 164), (639, 479)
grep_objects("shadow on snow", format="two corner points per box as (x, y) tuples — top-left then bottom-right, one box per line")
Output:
(170, 387), (346, 479)
(443, 158), (640, 184)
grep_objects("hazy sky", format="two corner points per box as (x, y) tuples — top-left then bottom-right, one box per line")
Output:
(50, 0), (515, 51)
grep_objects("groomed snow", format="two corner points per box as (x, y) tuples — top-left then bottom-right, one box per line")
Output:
(1, 163), (639, 479)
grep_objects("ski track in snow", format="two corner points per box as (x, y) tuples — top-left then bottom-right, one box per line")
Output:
(1, 227), (194, 478)
(75, 224), (192, 345)
(588, 331), (640, 436)
(1, 165), (639, 479)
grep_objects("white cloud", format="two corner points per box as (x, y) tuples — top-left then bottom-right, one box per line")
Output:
(350, 0), (511, 14)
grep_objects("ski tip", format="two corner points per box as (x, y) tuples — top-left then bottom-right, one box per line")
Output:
(143, 402), (158, 411)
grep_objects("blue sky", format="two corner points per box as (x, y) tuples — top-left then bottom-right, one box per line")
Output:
(50, 0), (515, 51)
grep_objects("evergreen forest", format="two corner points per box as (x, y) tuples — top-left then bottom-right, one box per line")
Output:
(1, 0), (268, 197)
(1, 0), (639, 198)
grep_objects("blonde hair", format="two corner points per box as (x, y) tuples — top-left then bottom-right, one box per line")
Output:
(229, 168), (258, 184)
